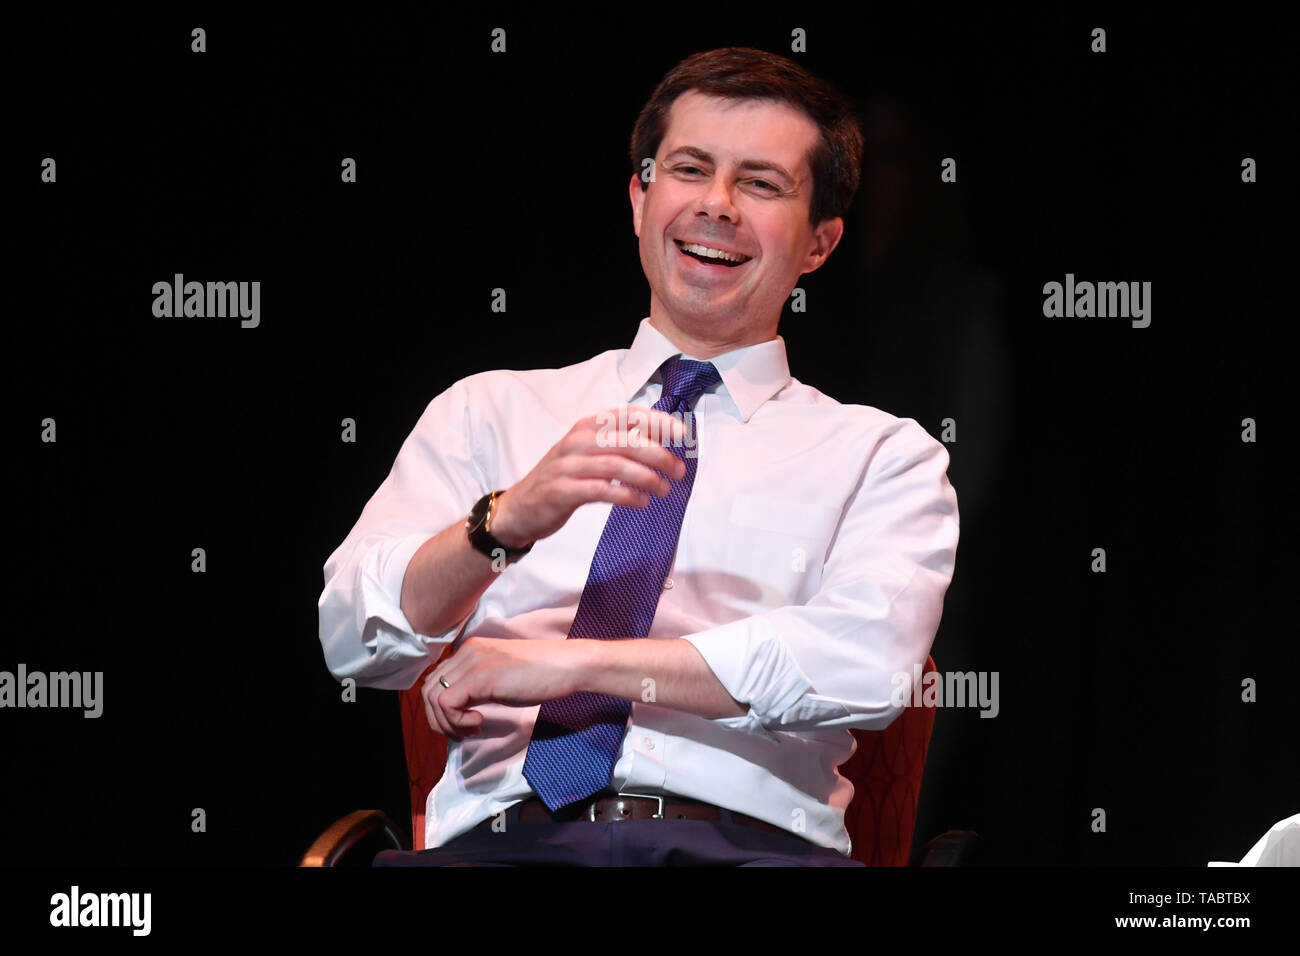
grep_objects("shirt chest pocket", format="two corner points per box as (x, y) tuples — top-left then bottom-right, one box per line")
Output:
(720, 493), (843, 606)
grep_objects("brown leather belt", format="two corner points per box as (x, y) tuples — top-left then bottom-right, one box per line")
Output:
(482, 791), (791, 838)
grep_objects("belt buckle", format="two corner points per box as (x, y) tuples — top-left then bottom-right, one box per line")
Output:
(589, 790), (664, 821)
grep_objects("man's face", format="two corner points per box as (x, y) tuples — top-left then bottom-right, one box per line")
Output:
(629, 90), (844, 349)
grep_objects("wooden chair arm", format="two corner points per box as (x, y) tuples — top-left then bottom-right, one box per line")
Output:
(299, 809), (407, 867)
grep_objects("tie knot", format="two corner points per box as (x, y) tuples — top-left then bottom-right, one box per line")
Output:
(658, 356), (721, 410)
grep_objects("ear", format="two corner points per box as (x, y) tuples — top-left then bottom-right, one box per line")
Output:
(800, 217), (845, 275)
(628, 172), (646, 238)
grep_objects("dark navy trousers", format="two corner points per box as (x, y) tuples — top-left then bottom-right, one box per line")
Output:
(373, 812), (866, 867)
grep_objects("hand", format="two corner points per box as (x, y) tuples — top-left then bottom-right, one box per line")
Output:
(490, 406), (688, 549)
(421, 637), (589, 741)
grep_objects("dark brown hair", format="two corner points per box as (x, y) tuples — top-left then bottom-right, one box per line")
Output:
(629, 47), (863, 226)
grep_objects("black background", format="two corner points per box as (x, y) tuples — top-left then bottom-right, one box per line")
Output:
(10, 8), (1295, 870)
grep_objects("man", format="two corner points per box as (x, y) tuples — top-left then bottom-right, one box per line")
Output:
(317, 47), (959, 866)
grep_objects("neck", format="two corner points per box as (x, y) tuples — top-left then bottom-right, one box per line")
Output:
(648, 310), (778, 360)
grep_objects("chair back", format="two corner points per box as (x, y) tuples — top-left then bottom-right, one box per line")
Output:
(398, 648), (938, 865)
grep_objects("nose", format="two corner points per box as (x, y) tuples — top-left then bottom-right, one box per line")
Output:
(694, 176), (739, 223)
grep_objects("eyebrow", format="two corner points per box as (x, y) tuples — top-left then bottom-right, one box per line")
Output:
(664, 146), (798, 185)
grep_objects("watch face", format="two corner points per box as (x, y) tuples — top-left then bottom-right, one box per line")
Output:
(467, 493), (492, 532)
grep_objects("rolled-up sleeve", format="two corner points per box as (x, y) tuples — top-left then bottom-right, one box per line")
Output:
(318, 378), (488, 690)
(682, 419), (960, 735)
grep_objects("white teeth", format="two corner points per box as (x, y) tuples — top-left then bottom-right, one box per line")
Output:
(680, 241), (749, 263)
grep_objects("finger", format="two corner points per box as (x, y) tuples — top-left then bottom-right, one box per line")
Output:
(575, 454), (677, 498)
(439, 681), (483, 739)
(570, 442), (685, 486)
(593, 407), (689, 443)
(427, 667), (472, 737)
(572, 478), (652, 509)
(423, 690), (437, 733)
(424, 683), (456, 739)
(601, 440), (688, 482)
(447, 702), (484, 737)
(426, 684), (457, 740)
(641, 408), (689, 445)
(429, 667), (475, 737)
(588, 409), (690, 471)
(432, 694), (463, 741)
(424, 669), (454, 704)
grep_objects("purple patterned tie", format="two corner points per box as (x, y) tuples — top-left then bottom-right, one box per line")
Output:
(521, 356), (722, 812)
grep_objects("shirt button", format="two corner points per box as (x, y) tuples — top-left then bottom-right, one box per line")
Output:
(642, 737), (655, 750)
(663, 578), (674, 589)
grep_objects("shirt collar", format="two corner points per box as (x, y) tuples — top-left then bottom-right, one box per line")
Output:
(618, 317), (791, 423)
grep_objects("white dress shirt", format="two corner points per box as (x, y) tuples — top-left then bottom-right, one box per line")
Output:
(318, 317), (960, 856)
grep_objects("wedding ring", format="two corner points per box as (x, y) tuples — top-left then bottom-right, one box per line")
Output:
(438, 676), (451, 689)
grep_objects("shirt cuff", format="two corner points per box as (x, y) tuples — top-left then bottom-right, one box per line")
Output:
(682, 617), (847, 738)
(319, 531), (465, 690)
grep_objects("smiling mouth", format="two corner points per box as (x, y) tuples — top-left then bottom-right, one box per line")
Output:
(674, 239), (752, 267)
